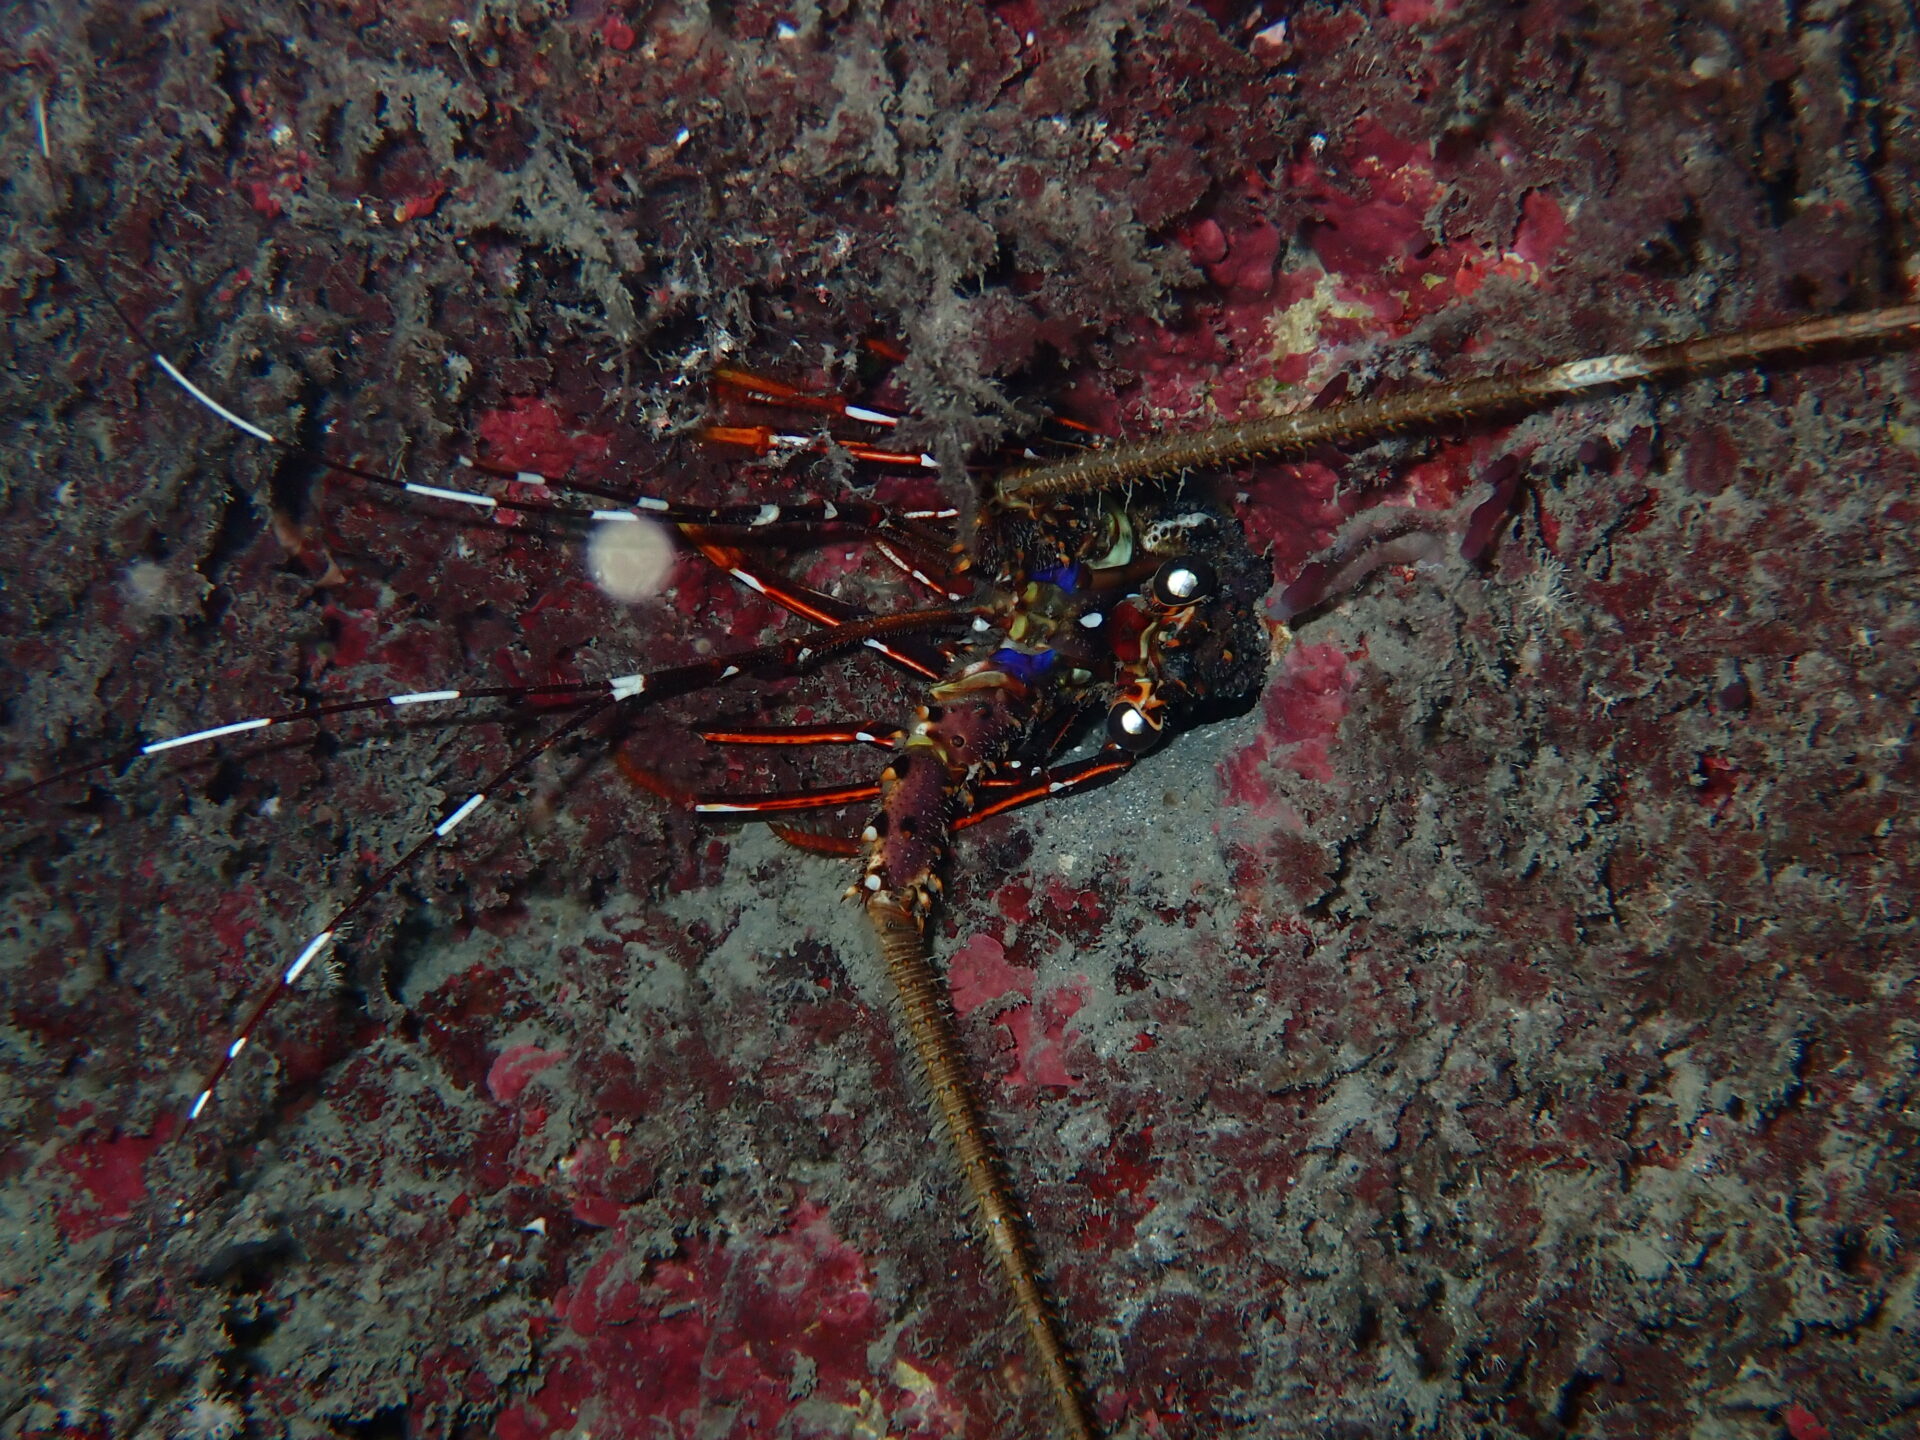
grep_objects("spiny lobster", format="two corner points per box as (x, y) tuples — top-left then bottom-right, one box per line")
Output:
(8, 265), (1917, 1436)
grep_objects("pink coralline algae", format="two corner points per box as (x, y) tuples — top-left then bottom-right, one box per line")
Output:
(948, 931), (1088, 1091)
(486, 1044), (568, 1105)
(498, 1204), (888, 1438)
(476, 398), (615, 481)
(1219, 641), (1363, 802)
(51, 1124), (167, 1243)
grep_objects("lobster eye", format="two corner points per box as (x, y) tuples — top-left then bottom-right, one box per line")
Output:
(1106, 701), (1160, 753)
(1150, 556), (1216, 607)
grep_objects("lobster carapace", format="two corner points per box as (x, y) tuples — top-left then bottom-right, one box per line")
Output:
(866, 488), (1272, 917)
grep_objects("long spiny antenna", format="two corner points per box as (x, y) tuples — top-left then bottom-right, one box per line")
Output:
(58, 219), (951, 545)
(998, 303), (1920, 502)
(19, 87), (986, 1130)
(868, 893), (1098, 1440)
(103, 274), (953, 533)
(106, 603), (973, 1129)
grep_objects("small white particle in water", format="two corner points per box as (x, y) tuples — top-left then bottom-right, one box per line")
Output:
(122, 560), (210, 619)
(586, 516), (675, 602)
(443, 351), (474, 400)
(124, 561), (172, 607)
(172, 1390), (243, 1440)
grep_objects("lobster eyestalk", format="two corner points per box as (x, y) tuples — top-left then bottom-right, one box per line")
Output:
(866, 892), (1097, 1440)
